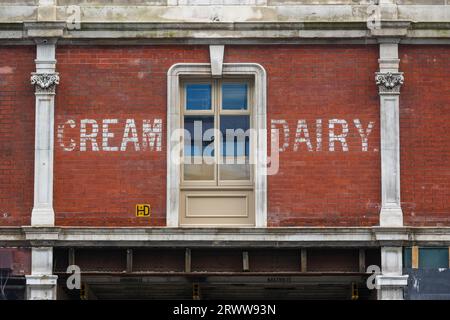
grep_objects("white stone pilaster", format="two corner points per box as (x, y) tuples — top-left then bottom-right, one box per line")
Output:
(375, 40), (408, 300)
(30, 39), (59, 226)
(376, 247), (408, 300)
(376, 41), (404, 227)
(26, 247), (58, 300)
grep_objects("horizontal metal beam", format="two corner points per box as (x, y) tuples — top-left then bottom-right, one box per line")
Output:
(55, 273), (369, 286)
(55, 272), (368, 277)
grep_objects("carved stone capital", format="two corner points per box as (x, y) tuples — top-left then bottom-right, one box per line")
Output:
(30, 72), (60, 94)
(375, 72), (404, 94)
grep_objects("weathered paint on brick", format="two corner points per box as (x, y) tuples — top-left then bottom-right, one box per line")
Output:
(54, 45), (209, 226)
(2, 45), (448, 228)
(225, 45), (382, 226)
(53, 45), (382, 227)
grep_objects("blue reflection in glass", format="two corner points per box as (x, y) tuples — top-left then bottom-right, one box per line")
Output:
(222, 83), (248, 110)
(186, 84), (211, 110)
(184, 116), (214, 157)
(220, 115), (250, 157)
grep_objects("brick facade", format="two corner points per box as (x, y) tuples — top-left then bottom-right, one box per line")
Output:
(54, 46), (209, 226)
(0, 45), (449, 228)
(226, 45), (381, 226)
(0, 46), (35, 226)
(400, 45), (450, 226)
(52, 45), (381, 227)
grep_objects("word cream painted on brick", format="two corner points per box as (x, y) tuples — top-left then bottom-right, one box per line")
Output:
(57, 118), (163, 152)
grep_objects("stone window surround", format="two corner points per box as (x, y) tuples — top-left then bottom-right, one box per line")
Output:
(166, 62), (268, 227)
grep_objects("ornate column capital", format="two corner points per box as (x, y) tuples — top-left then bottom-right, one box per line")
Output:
(375, 72), (404, 94)
(30, 72), (60, 94)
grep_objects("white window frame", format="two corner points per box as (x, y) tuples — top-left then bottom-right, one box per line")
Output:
(167, 63), (267, 227)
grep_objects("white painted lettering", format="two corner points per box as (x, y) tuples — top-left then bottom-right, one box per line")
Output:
(57, 119), (76, 151)
(102, 119), (119, 152)
(271, 119), (290, 152)
(328, 119), (349, 152)
(120, 119), (140, 151)
(354, 119), (374, 152)
(294, 120), (313, 152)
(142, 119), (162, 152)
(80, 119), (99, 151)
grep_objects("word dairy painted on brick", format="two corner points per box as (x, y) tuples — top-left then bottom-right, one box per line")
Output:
(271, 119), (375, 152)
(57, 119), (162, 152)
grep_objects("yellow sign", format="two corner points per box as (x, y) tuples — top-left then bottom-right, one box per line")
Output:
(136, 204), (151, 217)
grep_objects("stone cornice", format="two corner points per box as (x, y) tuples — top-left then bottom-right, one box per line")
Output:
(1, 20), (450, 43)
(2, 226), (450, 247)
(23, 21), (66, 38)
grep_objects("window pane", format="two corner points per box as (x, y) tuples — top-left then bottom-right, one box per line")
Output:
(184, 116), (214, 157)
(220, 115), (250, 157)
(220, 115), (250, 180)
(184, 116), (215, 181)
(186, 84), (211, 110)
(220, 164), (252, 181)
(184, 164), (214, 181)
(419, 248), (449, 269)
(222, 83), (248, 110)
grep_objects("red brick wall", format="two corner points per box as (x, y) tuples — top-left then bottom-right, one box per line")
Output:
(54, 45), (381, 227)
(400, 45), (450, 226)
(54, 46), (209, 226)
(227, 45), (381, 226)
(0, 46), (35, 226)
(2, 45), (447, 228)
